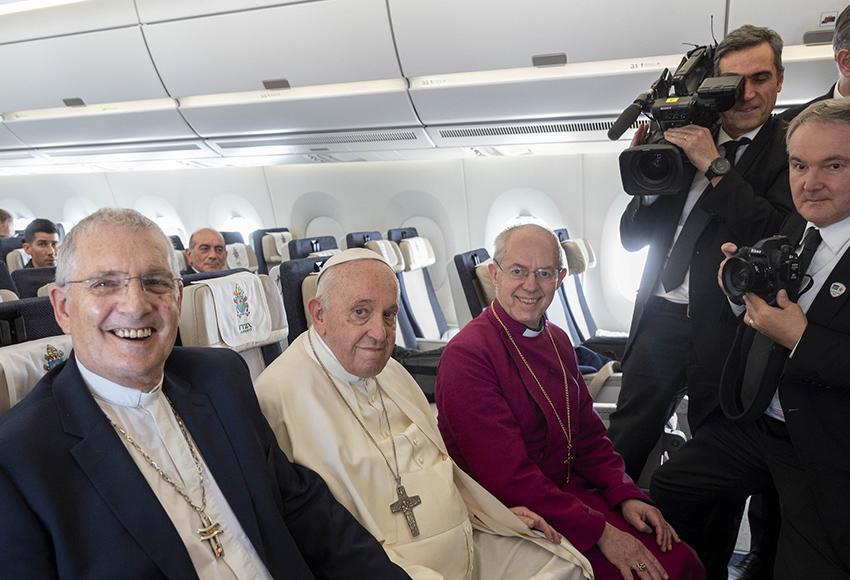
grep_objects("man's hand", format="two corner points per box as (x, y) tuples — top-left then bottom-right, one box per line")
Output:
(717, 242), (738, 295)
(620, 499), (680, 552)
(630, 123), (649, 148)
(663, 125), (720, 175)
(598, 523), (669, 580)
(509, 506), (562, 544)
(743, 290), (808, 349)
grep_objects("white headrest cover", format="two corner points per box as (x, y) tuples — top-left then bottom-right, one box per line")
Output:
(561, 240), (588, 275)
(36, 283), (55, 298)
(263, 232), (293, 262)
(173, 249), (187, 273)
(308, 249), (341, 258)
(474, 259), (497, 303)
(0, 335), (73, 414)
(183, 272), (274, 350)
(399, 237), (436, 271)
(0, 289), (18, 302)
(577, 238), (597, 269)
(226, 243), (251, 269)
(6, 248), (29, 272)
(365, 240), (405, 273)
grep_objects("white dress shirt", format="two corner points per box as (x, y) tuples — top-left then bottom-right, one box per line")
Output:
(79, 362), (272, 580)
(765, 216), (850, 420)
(647, 124), (763, 304)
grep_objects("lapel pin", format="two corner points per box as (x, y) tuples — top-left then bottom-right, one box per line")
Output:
(830, 282), (846, 298)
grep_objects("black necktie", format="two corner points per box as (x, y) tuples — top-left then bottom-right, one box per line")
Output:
(739, 226), (822, 415)
(661, 137), (752, 292)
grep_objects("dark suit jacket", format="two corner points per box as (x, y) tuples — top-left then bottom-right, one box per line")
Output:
(779, 84), (835, 122)
(719, 213), (850, 569)
(620, 116), (794, 428)
(0, 348), (409, 580)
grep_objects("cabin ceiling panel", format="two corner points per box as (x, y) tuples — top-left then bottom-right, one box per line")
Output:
(142, 0), (401, 97)
(0, 27), (167, 113)
(179, 87), (419, 137)
(728, 0), (845, 45)
(4, 109), (197, 148)
(135, 0), (314, 23)
(389, 0), (726, 76)
(0, 0), (138, 44)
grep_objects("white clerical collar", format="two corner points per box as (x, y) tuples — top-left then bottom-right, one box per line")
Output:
(308, 327), (369, 388)
(808, 216), (850, 256)
(78, 360), (164, 408)
(834, 83), (846, 99)
(522, 325), (544, 338)
(717, 123), (762, 147)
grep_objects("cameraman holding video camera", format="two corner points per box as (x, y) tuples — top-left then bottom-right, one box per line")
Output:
(651, 98), (850, 580)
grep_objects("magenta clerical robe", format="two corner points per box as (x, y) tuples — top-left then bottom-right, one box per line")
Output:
(436, 300), (705, 579)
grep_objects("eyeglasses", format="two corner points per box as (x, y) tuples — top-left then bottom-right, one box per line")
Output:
(494, 260), (562, 282)
(64, 273), (181, 297)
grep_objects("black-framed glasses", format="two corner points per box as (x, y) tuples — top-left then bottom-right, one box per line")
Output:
(64, 272), (181, 297)
(494, 259), (562, 282)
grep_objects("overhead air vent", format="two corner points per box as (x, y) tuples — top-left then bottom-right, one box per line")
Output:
(430, 118), (648, 147)
(36, 140), (216, 162)
(207, 127), (434, 156)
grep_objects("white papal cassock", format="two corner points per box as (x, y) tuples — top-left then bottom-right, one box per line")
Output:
(255, 329), (592, 580)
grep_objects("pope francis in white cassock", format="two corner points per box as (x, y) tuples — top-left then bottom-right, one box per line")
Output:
(255, 249), (591, 580)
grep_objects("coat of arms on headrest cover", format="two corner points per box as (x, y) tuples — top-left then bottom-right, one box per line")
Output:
(43, 344), (66, 372)
(233, 283), (254, 334)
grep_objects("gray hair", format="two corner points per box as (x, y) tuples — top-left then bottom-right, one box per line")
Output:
(56, 208), (179, 286)
(714, 25), (784, 75)
(835, 5), (850, 53)
(188, 227), (224, 249)
(787, 98), (850, 145)
(493, 223), (565, 269)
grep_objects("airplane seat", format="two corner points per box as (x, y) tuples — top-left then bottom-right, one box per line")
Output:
(307, 249), (341, 258)
(388, 229), (457, 343)
(6, 248), (30, 272)
(219, 231), (244, 245)
(0, 334), (73, 415)
(168, 235), (185, 251)
(0, 238), (24, 273)
(0, 296), (64, 346)
(174, 250), (188, 274)
(345, 230), (382, 248)
(181, 268), (251, 285)
(0, 262), (18, 297)
(225, 242), (258, 273)
(362, 240), (419, 350)
(559, 237), (627, 360)
(288, 236), (338, 260)
(178, 271), (287, 381)
(11, 267), (56, 299)
(36, 283), (55, 298)
(279, 256), (332, 344)
(256, 229), (293, 274)
(452, 248), (492, 326)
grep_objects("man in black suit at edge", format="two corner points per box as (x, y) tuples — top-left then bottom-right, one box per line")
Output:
(652, 98), (850, 580)
(780, 4), (850, 122)
(0, 207), (409, 580)
(610, 25), (793, 478)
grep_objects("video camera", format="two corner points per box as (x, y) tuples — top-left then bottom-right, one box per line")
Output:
(721, 235), (802, 305)
(608, 45), (743, 196)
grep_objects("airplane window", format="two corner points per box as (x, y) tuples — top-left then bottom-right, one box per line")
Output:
(221, 216), (258, 245)
(602, 196), (648, 304)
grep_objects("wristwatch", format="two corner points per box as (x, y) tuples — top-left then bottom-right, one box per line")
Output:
(704, 156), (732, 180)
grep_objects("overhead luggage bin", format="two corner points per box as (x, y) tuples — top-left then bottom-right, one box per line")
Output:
(179, 79), (419, 137)
(136, 0), (313, 22)
(142, 0), (402, 97)
(0, 27), (167, 113)
(0, 0), (138, 45)
(727, 0), (840, 46)
(0, 124), (26, 151)
(773, 44), (837, 107)
(388, 0), (727, 76)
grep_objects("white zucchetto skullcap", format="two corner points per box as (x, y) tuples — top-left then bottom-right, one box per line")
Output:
(316, 247), (395, 284)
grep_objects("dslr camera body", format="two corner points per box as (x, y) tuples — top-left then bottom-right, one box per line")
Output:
(610, 45), (743, 196)
(721, 235), (801, 305)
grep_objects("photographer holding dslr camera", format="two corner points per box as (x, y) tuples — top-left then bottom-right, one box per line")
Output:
(651, 97), (850, 580)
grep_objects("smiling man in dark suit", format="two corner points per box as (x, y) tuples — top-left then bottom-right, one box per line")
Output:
(0, 208), (409, 580)
(652, 98), (850, 580)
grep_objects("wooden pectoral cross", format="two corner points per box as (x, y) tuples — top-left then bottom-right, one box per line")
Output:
(390, 484), (422, 537)
(198, 513), (225, 559)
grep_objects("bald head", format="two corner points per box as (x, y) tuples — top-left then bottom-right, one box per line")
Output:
(185, 227), (226, 272)
(494, 223), (564, 269)
(308, 253), (399, 378)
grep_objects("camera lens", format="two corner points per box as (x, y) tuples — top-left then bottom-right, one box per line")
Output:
(637, 152), (671, 183)
(722, 257), (755, 298)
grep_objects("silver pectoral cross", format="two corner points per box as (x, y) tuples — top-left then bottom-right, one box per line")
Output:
(198, 513), (225, 559)
(389, 484), (422, 537)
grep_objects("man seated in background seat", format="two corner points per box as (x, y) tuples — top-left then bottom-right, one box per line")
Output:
(22, 218), (58, 268)
(436, 223), (705, 580)
(0, 209), (409, 579)
(0, 209), (13, 238)
(184, 227), (227, 274)
(256, 248), (592, 580)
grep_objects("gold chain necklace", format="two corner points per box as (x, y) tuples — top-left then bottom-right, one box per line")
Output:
(490, 301), (574, 484)
(308, 332), (423, 537)
(109, 396), (225, 559)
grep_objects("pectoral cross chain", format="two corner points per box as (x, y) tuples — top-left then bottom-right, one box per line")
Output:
(389, 484), (422, 537)
(198, 513), (225, 559)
